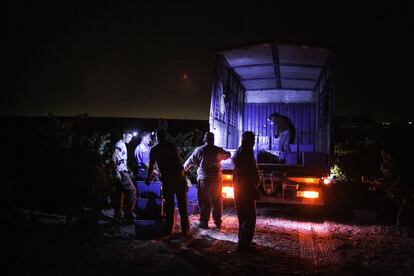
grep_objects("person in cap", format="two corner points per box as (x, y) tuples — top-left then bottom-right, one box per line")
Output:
(184, 132), (231, 229)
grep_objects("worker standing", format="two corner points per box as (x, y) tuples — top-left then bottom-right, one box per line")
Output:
(233, 131), (260, 251)
(184, 132), (231, 229)
(134, 131), (159, 181)
(112, 130), (137, 224)
(145, 129), (190, 236)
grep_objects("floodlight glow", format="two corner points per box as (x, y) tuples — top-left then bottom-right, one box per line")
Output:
(322, 177), (331, 185)
(133, 132), (138, 137)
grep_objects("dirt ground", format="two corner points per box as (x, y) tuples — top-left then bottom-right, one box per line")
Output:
(3, 206), (414, 275)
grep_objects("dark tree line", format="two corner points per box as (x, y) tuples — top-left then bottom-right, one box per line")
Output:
(3, 114), (115, 225)
(333, 123), (414, 226)
(1, 115), (204, 226)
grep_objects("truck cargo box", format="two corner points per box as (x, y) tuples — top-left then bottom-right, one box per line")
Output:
(209, 42), (334, 205)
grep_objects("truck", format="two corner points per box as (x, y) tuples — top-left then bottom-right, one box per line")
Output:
(209, 41), (334, 205)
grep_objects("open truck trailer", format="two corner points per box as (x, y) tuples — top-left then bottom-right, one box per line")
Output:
(210, 42), (334, 205)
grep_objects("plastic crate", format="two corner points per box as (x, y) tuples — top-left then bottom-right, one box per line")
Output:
(187, 202), (199, 215)
(187, 186), (198, 201)
(136, 181), (162, 198)
(174, 200), (198, 215)
(136, 198), (163, 220)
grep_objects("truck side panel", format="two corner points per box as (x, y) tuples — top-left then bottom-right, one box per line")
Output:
(209, 55), (244, 149)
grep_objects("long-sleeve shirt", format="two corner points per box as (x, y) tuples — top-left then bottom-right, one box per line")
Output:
(184, 144), (231, 180)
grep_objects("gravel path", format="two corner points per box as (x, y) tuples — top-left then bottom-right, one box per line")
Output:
(4, 207), (414, 275)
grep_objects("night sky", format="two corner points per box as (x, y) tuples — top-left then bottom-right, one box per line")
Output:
(3, 1), (413, 122)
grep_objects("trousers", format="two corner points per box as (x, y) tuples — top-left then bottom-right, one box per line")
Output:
(197, 178), (223, 226)
(234, 196), (256, 246)
(162, 175), (190, 234)
(114, 171), (137, 215)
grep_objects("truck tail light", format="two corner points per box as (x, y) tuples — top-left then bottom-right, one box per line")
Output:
(222, 186), (234, 199)
(303, 191), (319, 199)
(287, 177), (320, 184)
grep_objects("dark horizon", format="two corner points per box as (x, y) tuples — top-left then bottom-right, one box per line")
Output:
(3, 2), (413, 123)
(3, 113), (410, 128)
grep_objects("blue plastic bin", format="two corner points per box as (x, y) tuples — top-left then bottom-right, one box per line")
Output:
(136, 181), (162, 198)
(187, 186), (197, 201)
(136, 197), (163, 220)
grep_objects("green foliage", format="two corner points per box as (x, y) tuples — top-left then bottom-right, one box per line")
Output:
(174, 130), (203, 184)
(333, 139), (381, 180)
(334, 143), (356, 157)
(330, 164), (347, 182)
(379, 149), (414, 226)
(157, 118), (169, 131)
(16, 114), (115, 222)
(379, 149), (413, 205)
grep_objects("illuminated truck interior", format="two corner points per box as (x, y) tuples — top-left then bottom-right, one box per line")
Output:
(212, 42), (334, 205)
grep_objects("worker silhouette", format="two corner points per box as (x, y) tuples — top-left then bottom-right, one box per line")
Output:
(233, 131), (260, 251)
(184, 132), (231, 229)
(145, 129), (190, 236)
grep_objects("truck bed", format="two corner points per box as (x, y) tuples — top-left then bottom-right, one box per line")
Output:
(258, 194), (324, 205)
(221, 149), (329, 177)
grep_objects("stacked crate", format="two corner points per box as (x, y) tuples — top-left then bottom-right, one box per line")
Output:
(187, 185), (199, 215)
(136, 181), (164, 220)
(135, 181), (165, 240)
(174, 185), (198, 215)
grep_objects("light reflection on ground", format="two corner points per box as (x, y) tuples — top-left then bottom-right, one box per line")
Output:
(257, 217), (329, 234)
(183, 206), (414, 275)
(189, 207), (330, 247)
(15, 206), (414, 275)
